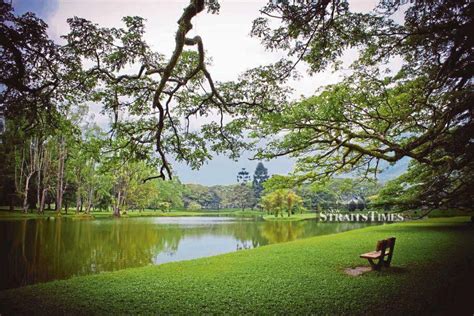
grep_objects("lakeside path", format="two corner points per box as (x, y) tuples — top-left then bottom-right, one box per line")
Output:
(0, 217), (473, 314)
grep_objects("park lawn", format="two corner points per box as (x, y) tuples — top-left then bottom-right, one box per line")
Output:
(0, 217), (473, 315)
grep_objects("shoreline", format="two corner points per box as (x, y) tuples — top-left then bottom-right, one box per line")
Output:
(0, 209), (319, 221)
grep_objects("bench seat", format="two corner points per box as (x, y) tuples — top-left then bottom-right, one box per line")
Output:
(359, 237), (396, 270)
(360, 251), (383, 259)
(360, 249), (391, 259)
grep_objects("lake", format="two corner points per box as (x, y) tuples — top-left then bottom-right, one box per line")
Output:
(0, 216), (374, 290)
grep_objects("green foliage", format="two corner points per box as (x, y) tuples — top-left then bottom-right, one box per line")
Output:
(247, 0), (473, 211)
(252, 162), (269, 200)
(183, 184), (217, 209)
(2, 0), (471, 215)
(153, 179), (185, 209)
(59, 4), (288, 179)
(233, 168), (255, 210)
(232, 183), (255, 211)
(374, 158), (474, 212)
(263, 175), (380, 211)
(261, 189), (303, 217)
(0, 2), (84, 128)
(156, 202), (171, 212)
(188, 201), (202, 211)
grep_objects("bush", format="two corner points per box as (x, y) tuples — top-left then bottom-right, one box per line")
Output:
(188, 202), (202, 211)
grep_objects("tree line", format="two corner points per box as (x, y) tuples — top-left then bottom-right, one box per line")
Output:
(1, 116), (380, 215)
(0, 109), (184, 215)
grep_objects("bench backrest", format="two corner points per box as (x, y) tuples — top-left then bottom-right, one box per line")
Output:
(385, 237), (396, 265)
(386, 237), (396, 250)
(376, 238), (396, 251)
(376, 239), (388, 252)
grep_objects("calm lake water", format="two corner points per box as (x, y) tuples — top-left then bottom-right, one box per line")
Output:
(0, 216), (374, 290)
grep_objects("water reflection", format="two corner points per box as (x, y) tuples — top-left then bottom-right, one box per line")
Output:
(0, 217), (373, 290)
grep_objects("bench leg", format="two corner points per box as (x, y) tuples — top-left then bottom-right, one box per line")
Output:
(368, 259), (383, 271)
(384, 254), (393, 267)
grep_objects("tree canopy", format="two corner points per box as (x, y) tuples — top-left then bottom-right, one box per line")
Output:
(247, 0), (473, 210)
(1, 0), (472, 213)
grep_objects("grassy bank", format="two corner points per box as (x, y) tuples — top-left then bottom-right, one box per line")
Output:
(0, 217), (472, 314)
(263, 212), (317, 221)
(3, 207), (469, 222)
(0, 208), (319, 221)
(0, 208), (267, 220)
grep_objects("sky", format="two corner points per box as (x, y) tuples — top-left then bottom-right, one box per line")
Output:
(11, 0), (408, 185)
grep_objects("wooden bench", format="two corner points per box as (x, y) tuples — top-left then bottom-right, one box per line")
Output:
(360, 237), (396, 270)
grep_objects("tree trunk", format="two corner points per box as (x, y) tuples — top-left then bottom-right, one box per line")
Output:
(113, 204), (121, 217)
(85, 187), (93, 214)
(36, 166), (41, 212)
(113, 190), (122, 217)
(55, 137), (66, 214)
(22, 175), (32, 213)
(39, 189), (47, 214)
(76, 193), (81, 214)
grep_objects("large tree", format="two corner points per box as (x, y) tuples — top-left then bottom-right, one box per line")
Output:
(63, 0), (289, 181)
(252, 162), (269, 201)
(247, 0), (473, 210)
(0, 3), (87, 211)
(2, 0), (471, 214)
(0, 2), (83, 128)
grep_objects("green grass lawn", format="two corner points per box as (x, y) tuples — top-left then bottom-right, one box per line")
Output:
(0, 217), (472, 315)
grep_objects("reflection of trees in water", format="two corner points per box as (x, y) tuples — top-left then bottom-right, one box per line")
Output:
(222, 220), (309, 247)
(0, 218), (374, 290)
(228, 220), (266, 248)
(249, 221), (373, 246)
(0, 219), (274, 289)
(260, 221), (306, 244)
(168, 221), (268, 249)
(0, 218), (187, 289)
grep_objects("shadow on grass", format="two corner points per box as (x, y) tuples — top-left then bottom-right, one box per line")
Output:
(344, 265), (409, 277)
(379, 266), (409, 275)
